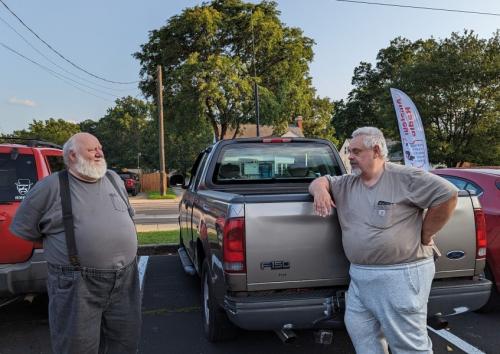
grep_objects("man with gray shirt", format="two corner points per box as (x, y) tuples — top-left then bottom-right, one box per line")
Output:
(10, 132), (140, 354)
(309, 127), (458, 354)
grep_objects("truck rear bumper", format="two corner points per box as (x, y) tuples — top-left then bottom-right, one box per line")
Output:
(0, 250), (47, 297)
(224, 277), (492, 330)
(224, 291), (345, 330)
(428, 277), (492, 316)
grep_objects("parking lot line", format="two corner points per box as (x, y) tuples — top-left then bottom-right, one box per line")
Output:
(427, 326), (485, 354)
(138, 256), (149, 291)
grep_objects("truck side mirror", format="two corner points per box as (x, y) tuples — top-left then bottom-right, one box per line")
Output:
(181, 176), (191, 189)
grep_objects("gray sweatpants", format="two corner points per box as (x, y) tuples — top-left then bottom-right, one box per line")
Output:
(345, 257), (435, 354)
(46, 259), (141, 354)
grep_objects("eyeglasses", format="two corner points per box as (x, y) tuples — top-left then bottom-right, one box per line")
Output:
(347, 147), (372, 156)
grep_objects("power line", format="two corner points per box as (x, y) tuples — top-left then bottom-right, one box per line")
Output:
(0, 0), (140, 84)
(0, 42), (115, 101)
(336, 0), (500, 16)
(0, 15), (132, 95)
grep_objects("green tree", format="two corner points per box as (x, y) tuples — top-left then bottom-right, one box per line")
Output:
(333, 30), (500, 166)
(91, 96), (154, 169)
(10, 118), (81, 146)
(302, 97), (339, 146)
(134, 0), (318, 141)
(79, 119), (98, 135)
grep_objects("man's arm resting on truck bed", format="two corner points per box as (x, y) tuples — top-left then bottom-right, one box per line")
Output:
(421, 193), (458, 245)
(309, 176), (336, 217)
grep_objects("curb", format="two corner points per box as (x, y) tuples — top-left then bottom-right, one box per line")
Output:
(138, 243), (178, 256)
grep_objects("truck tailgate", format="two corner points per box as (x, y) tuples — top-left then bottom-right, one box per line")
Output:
(434, 195), (478, 278)
(245, 199), (349, 291)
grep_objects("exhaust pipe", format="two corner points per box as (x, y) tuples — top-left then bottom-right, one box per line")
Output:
(275, 325), (297, 343)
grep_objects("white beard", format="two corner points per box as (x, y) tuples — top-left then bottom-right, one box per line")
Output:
(74, 154), (107, 180)
(351, 166), (361, 176)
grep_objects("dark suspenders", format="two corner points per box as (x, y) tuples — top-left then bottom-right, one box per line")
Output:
(58, 170), (134, 268)
(58, 170), (80, 267)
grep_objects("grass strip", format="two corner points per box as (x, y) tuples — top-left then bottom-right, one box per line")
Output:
(137, 230), (179, 245)
(147, 189), (177, 199)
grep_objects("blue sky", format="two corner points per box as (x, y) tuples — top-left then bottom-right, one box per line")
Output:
(1, 0), (498, 134)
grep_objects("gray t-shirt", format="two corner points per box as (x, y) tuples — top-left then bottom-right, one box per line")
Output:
(326, 162), (458, 265)
(10, 170), (137, 269)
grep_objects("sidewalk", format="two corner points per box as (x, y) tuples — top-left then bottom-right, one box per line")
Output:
(135, 223), (179, 232)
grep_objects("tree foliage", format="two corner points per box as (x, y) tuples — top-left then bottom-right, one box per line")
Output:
(80, 96), (154, 169)
(134, 0), (333, 143)
(302, 97), (339, 146)
(333, 30), (500, 166)
(9, 118), (81, 146)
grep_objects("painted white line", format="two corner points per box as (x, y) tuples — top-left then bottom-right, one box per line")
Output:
(138, 256), (149, 291)
(427, 326), (485, 354)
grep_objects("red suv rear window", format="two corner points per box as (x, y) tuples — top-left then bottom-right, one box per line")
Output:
(0, 152), (38, 202)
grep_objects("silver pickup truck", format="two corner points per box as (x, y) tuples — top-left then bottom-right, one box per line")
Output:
(177, 137), (492, 342)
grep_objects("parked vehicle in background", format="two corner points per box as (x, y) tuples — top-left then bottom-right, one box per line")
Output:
(118, 171), (141, 196)
(433, 167), (500, 311)
(0, 140), (64, 307)
(177, 137), (491, 343)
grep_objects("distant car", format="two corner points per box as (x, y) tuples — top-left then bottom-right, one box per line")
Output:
(118, 172), (140, 196)
(433, 168), (500, 311)
(0, 140), (64, 305)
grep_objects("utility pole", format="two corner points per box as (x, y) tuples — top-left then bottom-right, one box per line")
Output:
(251, 9), (260, 137)
(157, 65), (167, 196)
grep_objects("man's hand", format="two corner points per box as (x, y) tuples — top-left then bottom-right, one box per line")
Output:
(421, 193), (458, 245)
(309, 176), (335, 217)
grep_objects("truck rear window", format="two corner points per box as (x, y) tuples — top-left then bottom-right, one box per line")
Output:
(213, 142), (341, 184)
(0, 153), (38, 202)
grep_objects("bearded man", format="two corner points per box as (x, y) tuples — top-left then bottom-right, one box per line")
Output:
(10, 133), (141, 354)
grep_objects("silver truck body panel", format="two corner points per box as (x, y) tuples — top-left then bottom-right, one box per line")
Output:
(434, 195), (478, 278)
(245, 202), (349, 291)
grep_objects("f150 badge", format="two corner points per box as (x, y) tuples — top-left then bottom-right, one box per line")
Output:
(260, 261), (290, 270)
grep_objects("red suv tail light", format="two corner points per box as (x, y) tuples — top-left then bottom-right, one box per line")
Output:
(474, 208), (487, 259)
(218, 217), (246, 273)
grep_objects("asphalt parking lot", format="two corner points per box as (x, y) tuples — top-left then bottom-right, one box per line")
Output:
(1, 255), (499, 354)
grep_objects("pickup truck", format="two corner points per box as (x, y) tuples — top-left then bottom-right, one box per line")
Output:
(177, 137), (492, 342)
(0, 140), (64, 308)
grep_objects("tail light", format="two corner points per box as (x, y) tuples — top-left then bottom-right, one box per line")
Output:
(33, 241), (43, 249)
(217, 217), (246, 273)
(474, 208), (487, 259)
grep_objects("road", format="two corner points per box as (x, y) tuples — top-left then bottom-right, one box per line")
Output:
(1, 255), (499, 354)
(129, 194), (180, 231)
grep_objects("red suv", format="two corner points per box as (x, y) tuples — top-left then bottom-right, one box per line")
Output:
(0, 140), (64, 307)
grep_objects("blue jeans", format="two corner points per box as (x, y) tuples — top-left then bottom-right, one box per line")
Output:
(47, 259), (141, 354)
(345, 258), (435, 354)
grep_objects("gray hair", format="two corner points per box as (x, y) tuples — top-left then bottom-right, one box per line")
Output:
(62, 135), (77, 167)
(352, 126), (388, 159)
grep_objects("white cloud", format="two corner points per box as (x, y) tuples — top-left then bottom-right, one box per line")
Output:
(8, 97), (37, 107)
